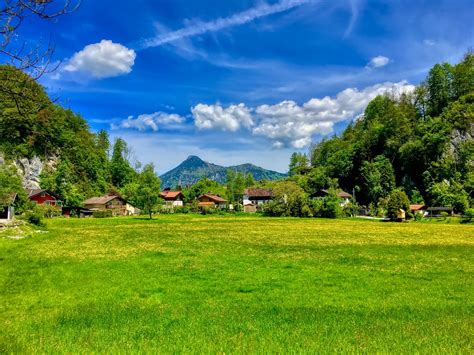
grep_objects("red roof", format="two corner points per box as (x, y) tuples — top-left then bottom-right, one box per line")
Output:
(198, 193), (227, 203)
(410, 204), (426, 211)
(160, 191), (183, 200)
(244, 188), (273, 198)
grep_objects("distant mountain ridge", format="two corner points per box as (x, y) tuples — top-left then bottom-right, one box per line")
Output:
(160, 155), (287, 188)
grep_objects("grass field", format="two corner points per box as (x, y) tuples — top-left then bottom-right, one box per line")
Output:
(1, 215), (473, 352)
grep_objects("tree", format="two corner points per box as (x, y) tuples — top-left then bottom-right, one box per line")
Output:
(386, 190), (410, 219)
(360, 155), (396, 204)
(425, 63), (454, 117)
(1, 0), (80, 79)
(110, 138), (137, 188)
(264, 180), (310, 217)
(135, 164), (161, 219)
(427, 179), (469, 213)
(183, 177), (226, 203)
(289, 152), (310, 176)
(0, 163), (27, 210)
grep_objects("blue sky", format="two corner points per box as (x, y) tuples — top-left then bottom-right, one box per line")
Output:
(24, 0), (474, 173)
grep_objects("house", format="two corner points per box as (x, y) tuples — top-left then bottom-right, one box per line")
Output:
(427, 207), (454, 217)
(160, 189), (184, 207)
(313, 189), (352, 206)
(243, 188), (273, 206)
(197, 193), (227, 209)
(27, 189), (62, 206)
(0, 192), (17, 220)
(83, 194), (138, 216)
(410, 204), (427, 216)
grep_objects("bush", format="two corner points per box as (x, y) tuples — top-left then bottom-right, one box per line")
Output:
(201, 207), (216, 215)
(462, 208), (474, 222)
(387, 190), (410, 219)
(92, 210), (113, 218)
(36, 204), (62, 218)
(414, 211), (424, 221)
(440, 211), (449, 220)
(320, 198), (342, 219)
(233, 203), (243, 212)
(175, 206), (190, 214)
(309, 199), (324, 217)
(24, 209), (44, 226)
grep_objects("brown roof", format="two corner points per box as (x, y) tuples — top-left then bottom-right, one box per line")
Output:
(244, 188), (273, 198)
(27, 189), (60, 199)
(198, 193), (227, 203)
(321, 189), (352, 198)
(83, 195), (122, 205)
(160, 191), (183, 200)
(410, 204), (426, 211)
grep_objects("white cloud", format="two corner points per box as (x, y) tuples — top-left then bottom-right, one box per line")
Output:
(191, 81), (414, 149)
(366, 55), (390, 69)
(192, 103), (254, 131)
(140, 0), (314, 49)
(112, 112), (185, 131)
(63, 40), (136, 79)
(423, 39), (436, 46)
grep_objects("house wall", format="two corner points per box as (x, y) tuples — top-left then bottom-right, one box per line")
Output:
(165, 200), (183, 207)
(30, 193), (59, 206)
(198, 196), (214, 203)
(243, 195), (271, 206)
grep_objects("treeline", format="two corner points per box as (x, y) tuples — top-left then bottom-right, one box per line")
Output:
(285, 52), (473, 215)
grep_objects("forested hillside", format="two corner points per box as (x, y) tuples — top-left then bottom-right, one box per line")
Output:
(289, 52), (473, 213)
(0, 65), (141, 207)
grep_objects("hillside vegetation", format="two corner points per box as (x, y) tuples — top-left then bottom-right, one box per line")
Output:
(287, 52), (473, 214)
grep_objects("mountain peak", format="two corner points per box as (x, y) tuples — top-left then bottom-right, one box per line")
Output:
(160, 156), (287, 188)
(185, 155), (203, 162)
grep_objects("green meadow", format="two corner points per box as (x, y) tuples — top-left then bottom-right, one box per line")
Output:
(1, 215), (473, 352)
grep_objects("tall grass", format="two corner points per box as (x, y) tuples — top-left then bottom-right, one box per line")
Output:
(1, 215), (472, 352)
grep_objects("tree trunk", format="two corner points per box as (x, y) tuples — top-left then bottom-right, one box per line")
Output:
(149, 210), (152, 220)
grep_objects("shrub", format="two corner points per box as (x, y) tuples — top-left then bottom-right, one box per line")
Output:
(414, 211), (424, 221)
(309, 199), (324, 217)
(36, 204), (62, 218)
(387, 190), (410, 219)
(320, 198), (342, 219)
(201, 207), (216, 215)
(175, 206), (190, 214)
(233, 203), (243, 212)
(24, 209), (44, 226)
(342, 202), (358, 217)
(462, 208), (474, 222)
(263, 200), (286, 217)
(440, 211), (449, 220)
(92, 210), (113, 218)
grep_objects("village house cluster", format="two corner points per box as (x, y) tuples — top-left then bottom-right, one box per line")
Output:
(2, 185), (449, 221)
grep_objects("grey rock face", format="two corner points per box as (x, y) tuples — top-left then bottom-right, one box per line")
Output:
(0, 153), (57, 189)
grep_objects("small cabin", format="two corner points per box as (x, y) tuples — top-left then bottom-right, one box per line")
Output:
(197, 193), (227, 209)
(243, 188), (273, 207)
(0, 192), (17, 220)
(83, 194), (138, 216)
(27, 189), (62, 206)
(160, 189), (184, 207)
